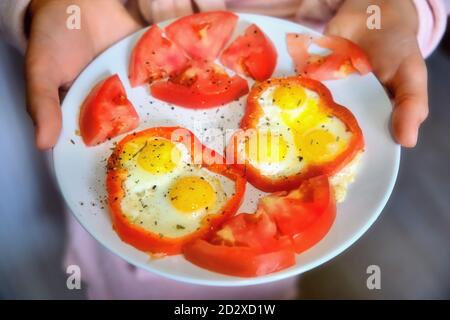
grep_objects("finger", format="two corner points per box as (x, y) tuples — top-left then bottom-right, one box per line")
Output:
(323, 18), (342, 37)
(25, 46), (62, 150)
(323, 5), (365, 40)
(389, 52), (428, 148)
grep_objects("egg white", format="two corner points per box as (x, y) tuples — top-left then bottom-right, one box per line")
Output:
(331, 151), (362, 203)
(237, 127), (306, 178)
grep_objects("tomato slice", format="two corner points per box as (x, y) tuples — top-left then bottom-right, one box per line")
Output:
(227, 76), (364, 192)
(286, 33), (312, 74)
(287, 34), (372, 80)
(258, 175), (336, 253)
(184, 237), (295, 277)
(129, 25), (189, 87)
(315, 35), (372, 75)
(183, 212), (295, 277)
(220, 24), (277, 81)
(212, 211), (279, 249)
(165, 11), (238, 61)
(150, 61), (249, 109)
(79, 74), (139, 146)
(107, 127), (246, 255)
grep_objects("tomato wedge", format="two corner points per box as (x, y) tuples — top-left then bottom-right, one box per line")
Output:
(150, 61), (249, 109)
(212, 210), (278, 248)
(107, 127), (246, 255)
(165, 11), (238, 61)
(79, 74), (139, 146)
(220, 24), (277, 81)
(287, 34), (372, 80)
(227, 76), (364, 192)
(258, 175), (336, 253)
(184, 212), (295, 277)
(184, 237), (295, 277)
(129, 25), (189, 87)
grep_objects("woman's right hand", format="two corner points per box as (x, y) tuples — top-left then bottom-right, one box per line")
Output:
(26, 0), (142, 149)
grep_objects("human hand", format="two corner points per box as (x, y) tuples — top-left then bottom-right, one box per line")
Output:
(26, 0), (142, 149)
(325, 0), (428, 147)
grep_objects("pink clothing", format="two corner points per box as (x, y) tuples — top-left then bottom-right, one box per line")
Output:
(415, 0), (449, 56)
(1, 0), (449, 56)
(0, 0), (449, 299)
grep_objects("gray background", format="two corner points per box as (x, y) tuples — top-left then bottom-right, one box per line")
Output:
(0, 25), (449, 299)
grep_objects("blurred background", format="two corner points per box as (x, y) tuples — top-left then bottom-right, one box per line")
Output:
(1, 22), (449, 300)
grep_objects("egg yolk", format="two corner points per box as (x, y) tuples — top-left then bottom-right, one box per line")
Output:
(135, 138), (181, 174)
(169, 176), (216, 214)
(120, 137), (147, 164)
(296, 129), (346, 163)
(273, 85), (306, 110)
(281, 98), (328, 133)
(245, 131), (288, 164)
(121, 137), (181, 173)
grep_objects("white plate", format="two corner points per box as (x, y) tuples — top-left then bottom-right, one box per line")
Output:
(53, 14), (400, 286)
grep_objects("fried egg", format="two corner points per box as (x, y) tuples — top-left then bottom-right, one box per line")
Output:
(247, 83), (352, 176)
(118, 136), (235, 238)
(235, 78), (363, 198)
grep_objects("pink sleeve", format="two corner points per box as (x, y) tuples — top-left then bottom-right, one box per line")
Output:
(413, 0), (449, 57)
(0, 0), (30, 53)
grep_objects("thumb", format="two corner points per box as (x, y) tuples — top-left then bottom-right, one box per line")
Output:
(25, 44), (63, 150)
(389, 51), (428, 148)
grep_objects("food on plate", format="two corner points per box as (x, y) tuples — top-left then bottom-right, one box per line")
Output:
(184, 211), (296, 277)
(150, 61), (249, 109)
(106, 127), (246, 255)
(227, 76), (364, 193)
(286, 34), (371, 80)
(165, 11), (238, 61)
(258, 175), (336, 253)
(220, 24), (277, 81)
(329, 151), (363, 202)
(128, 12), (281, 108)
(127, 11), (248, 109)
(129, 25), (189, 87)
(79, 74), (139, 146)
(184, 175), (337, 276)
